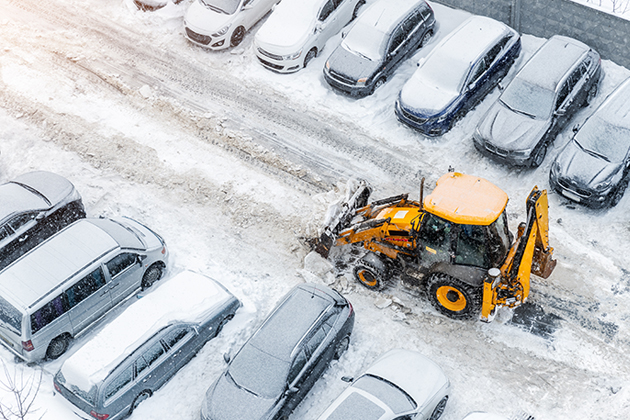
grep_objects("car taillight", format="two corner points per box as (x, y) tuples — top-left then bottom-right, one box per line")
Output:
(161, 247), (166, 255)
(54, 382), (61, 393)
(348, 301), (354, 316)
(90, 411), (110, 420)
(21, 340), (34, 352)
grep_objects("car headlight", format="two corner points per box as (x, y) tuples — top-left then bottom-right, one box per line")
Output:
(550, 160), (560, 177)
(595, 180), (612, 192)
(283, 50), (302, 60)
(510, 148), (533, 158)
(356, 77), (368, 86)
(212, 24), (231, 37)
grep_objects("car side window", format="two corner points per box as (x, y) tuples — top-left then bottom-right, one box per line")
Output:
(304, 325), (328, 357)
(8, 212), (37, 231)
(106, 253), (138, 278)
(318, 0), (335, 21)
(402, 11), (421, 35)
(104, 365), (134, 402)
(65, 267), (107, 309)
(137, 341), (166, 377)
(162, 326), (191, 350)
(389, 25), (406, 53)
(419, 5), (431, 20)
(0, 225), (11, 241)
(30, 294), (66, 334)
(486, 36), (509, 65)
(556, 81), (570, 109)
(287, 348), (308, 384)
(243, 0), (253, 6)
(468, 58), (488, 87)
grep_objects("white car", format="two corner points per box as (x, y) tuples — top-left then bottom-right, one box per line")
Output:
(316, 349), (450, 420)
(184, 0), (279, 50)
(254, 0), (365, 73)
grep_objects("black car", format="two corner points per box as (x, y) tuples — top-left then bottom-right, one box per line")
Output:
(0, 171), (85, 270)
(474, 35), (601, 167)
(200, 283), (354, 420)
(323, 0), (435, 97)
(550, 77), (630, 208)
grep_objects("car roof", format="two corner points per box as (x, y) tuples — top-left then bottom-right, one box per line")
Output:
(516, 35), (590, 91)
(0, 219), (120, 310)
(0, 183), (49, 223)
(358, 0), (426, 35)
(248, 283), (334, 362)
(431, 16), (512, 68)
(59, 271), (235, 393)
(593, 77), (630, 127)
(424, 172), (508, 226)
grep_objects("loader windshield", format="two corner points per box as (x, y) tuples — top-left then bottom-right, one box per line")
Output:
(454, 212), (510, 269)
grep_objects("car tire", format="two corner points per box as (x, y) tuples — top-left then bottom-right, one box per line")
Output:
(419, 29), (433, 48)
(583, 82), (598, 107)
(130, 390), (152, 414)
(304, 48), (317, 68)
(429, 396), (449, 420)
(46, 335), (70, 360)
(215, 314), (234, 337)
(141, 263), (164, 290)
(426, 273), (481, 319)
(352, 0), (365, 20)
(371, 77), (385, 94)
(333, 335), (350, 360)
(530, 142), (548, 168)
(353, 253), (388, 290)
(230, 26), (246, 47)
(610, 177), (629, 207)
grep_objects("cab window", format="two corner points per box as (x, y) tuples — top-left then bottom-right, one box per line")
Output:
(418, 213), (452, 254)
(454, 224), (488, 268)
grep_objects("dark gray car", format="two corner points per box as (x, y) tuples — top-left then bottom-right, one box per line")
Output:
(200, 283), (354, 420)
(550, 77), (630, 208)
(323, 0), (435, 97)
(0, 171), (85, 270)
(474, 35), (601, 167)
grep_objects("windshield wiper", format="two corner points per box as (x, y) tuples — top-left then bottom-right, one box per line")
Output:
(500, 99), (536, 118)
(574, 140), (610, 162)
(200, 1), (227, 13)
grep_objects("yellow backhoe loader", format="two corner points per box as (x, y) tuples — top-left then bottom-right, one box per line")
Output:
(316, 172), (556, 321)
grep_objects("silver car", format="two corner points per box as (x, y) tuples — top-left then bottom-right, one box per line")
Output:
(0, 171), (85, 270)
(316, 349), (450, 420)
(54, 271), (240, 420)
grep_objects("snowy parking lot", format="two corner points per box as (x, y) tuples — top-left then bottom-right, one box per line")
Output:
(0, 0), (629, 419)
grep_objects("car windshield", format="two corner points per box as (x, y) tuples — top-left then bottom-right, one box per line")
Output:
(199, 0), (240, 14)
(499, 78), (555, 120)
(342, 22), (388, 61)
(228, 344), (289, 399)
(574, 115), (630, 163)
(419, 53), (469, 94)
(353, 374), (416, 414)
(326, 391), (386, 420)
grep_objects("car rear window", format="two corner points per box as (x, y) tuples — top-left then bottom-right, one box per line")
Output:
(353, 374), (416, 414)
(0, 295), (22, 333)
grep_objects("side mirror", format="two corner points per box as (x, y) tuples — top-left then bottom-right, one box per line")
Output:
(315, 23), (323, 33)
(223, 352), (231, 364)
(36, 212), (46, 221)
(341, 30), (347, 38)
(572, 123), (580, 133)
(137, 254), (147, 264)
(285, 386), (299, 396)
(341, 376), (354, 383)
(555, 109), (566, 117)
(498, 82), (505, 91)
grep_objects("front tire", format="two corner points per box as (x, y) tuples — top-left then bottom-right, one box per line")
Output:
(530, 142), (548, 168)
(141, 264), (163, 290)
(426, 273), (481, 319)
(429, 396), (449, 420)
(370, 77), (386, 94)
(352, 0), (365, 20)
(230, 26), (246, 47)
(609, 177), (629, 207)
(353, 253), (388, 290)
(304, 48), (317, 68)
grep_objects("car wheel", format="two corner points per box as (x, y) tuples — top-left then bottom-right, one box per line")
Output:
(429, 396), (449, 420)
(141, 263), (163, 290)
(215, 314), (234, 337)
(419, 29), (433, 48)
(583, 82), (598, 107)
(371, 77), (385, 94)
(333, 335), (350, 360)
(426, 273), (481, 319)
(130, 390), (152, 414)
(352, 0), (365, 20)
(530, 142), (548, 168)
(610, 177), (629, 207)
(353, 253), (388, 290)
(303, 48), (317, 68)
(230, 26), (246, 47)
(46, 335), (70, 360)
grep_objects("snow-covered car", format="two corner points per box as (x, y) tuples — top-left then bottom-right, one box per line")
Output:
(0, 171), (85, 271)
(474, 35), (601, 167)
(323, 0), (435, 96)
(395, 16), (520, 137)
(550, 77), (630, 208)
(53, 271), (240, 420)
(254, 0), (365, 73)
(200, 283), (354, 420)
(184, 0), (279, 50)
(132, 0), (184, 12)
(316, 349), (450, 420)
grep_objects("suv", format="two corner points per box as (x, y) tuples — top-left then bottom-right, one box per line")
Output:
(0, 217), (168, 362)
(254, 0), (365, 73)
(0, 171), (85, 270)
(200, 283), (354, 420)
(474, 35), (601, 167)
(323, 0), (435, 96)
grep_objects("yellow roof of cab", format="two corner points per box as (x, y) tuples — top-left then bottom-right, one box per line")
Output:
(424, 172), (508, 225)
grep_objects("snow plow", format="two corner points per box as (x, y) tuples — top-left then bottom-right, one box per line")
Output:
(315, 172), (556, 322)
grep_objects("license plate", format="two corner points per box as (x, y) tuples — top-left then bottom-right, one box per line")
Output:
(562, 189), (581, 202)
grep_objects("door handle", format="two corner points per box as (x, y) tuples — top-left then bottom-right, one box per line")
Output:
(110, 283), (120, 290)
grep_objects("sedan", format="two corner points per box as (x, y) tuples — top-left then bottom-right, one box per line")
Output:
(200, 283), (354, 420)
(54, 270), (241, 420)
(323, 0), (435, 96)
(184, 0), (279, 50)
(0, 171), (85, 270)
(254, 0), (365, 73)
(550, 77), (630, 208)
(395, 16), (520, 137)
(316, 349), (450, 420)
(474, 35), (602, 167)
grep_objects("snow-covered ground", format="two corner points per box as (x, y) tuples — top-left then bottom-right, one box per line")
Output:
(0, 0), (629, 419)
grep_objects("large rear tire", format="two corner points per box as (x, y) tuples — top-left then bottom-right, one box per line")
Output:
(426, 273), (481, 319)
(353, 253), (388, 290)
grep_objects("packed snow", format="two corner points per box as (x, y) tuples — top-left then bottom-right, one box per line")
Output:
(0, 0), (629, 420)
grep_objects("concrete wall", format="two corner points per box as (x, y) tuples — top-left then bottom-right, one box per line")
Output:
(432, 0), (630, 69)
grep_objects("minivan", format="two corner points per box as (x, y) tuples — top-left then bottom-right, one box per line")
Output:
(54, 270), (240, 420)
(0, 217), (168, 362)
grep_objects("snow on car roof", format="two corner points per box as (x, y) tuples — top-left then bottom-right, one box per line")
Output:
(0, 219), (118, 309)
(60, 270), (233, 393)
(0, 182), (49, 222)
(256, 0), (321, 45)
(595, 77), (630, 127)
(359, 0), (425, 35)
(516, 35), (590, 91)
